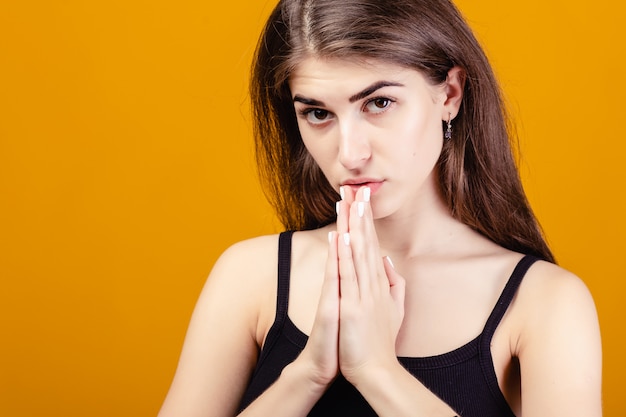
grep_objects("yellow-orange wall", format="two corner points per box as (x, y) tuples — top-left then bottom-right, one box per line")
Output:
(0, 1), (623, 415)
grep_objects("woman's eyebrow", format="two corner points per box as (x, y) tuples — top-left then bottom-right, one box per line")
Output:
(292, 80), (404, 106)
(293, 96), (325, 106)
(349, 81), (404, 103)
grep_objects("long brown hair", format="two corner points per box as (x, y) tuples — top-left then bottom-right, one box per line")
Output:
(250, 0), (555, 262)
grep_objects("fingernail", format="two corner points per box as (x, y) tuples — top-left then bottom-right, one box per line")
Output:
(343, 233), (350, 246)
(328, 231), (333, 243)
(357, 201), (365, 217)
(385, 256), (395, 269)
(339, 186), (345, 200)
(363, 187), (371, 202)
(336, 201), (340, 216)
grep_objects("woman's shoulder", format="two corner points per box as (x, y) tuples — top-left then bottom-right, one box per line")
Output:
(512, 258), (600, 350)
(214, 228), (330, 265)
(199, 233), (286, 343)
(214, 233), (283, 270)
(518, 259), (595, 311)
(209, 227), (331, 284)
(222, 232), (279, 253)
(203, 233), (283, 295)
(508, 259), (602, 413)
(209, 229), (331, 342)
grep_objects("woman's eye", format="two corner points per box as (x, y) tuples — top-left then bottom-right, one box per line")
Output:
(304, 109), (332, 124)
(365, 97), (393, 113)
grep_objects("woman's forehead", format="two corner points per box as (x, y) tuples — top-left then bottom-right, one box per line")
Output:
(287, 57), (435, 103)
(289, 56), (419, 87)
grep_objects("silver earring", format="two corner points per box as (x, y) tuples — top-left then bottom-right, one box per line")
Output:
(445, 113), (452, 140)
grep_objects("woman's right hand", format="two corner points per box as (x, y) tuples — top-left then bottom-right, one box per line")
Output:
(294, 228), (341, 388)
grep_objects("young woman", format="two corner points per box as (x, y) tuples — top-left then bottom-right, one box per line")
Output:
(158, 1), (602, 416)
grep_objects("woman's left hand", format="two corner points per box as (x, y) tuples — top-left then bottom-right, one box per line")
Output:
(333, 186), (406, 385)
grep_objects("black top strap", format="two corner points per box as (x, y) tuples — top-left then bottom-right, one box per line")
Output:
(481, 255), (540, 338)
(276, 230), (294, 326)
(479, 254), (540, 412)
(254, 231), (294, 369)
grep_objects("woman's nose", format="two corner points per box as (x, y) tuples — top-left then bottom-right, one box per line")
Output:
(337, 121), (371, 170)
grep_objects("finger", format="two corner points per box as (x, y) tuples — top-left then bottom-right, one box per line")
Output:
(348, 187), (382, 295)
(383, 256), (406, 318)
(336, 185), (355, 235)
(360, 187), (387, 291)
(321, 231), (340, 302)
(347, 199), (372, 296)
(338, 231), (359, 301)
(340, 185), (356, 205)
(337, 186), (358, 300)
(300, 231), (340, 383)
(336, 201), (349, 236)
(313, 232), (340, 329)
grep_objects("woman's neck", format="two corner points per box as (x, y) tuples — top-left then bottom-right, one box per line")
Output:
(373, 186), (480, 261)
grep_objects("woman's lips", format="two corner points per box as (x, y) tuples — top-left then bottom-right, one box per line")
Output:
(343, 180), (384, 195)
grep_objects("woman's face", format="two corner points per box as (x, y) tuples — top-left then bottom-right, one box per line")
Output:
(289, 57), (457, 219)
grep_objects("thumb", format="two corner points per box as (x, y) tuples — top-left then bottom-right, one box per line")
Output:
(383, 256), (405, 317)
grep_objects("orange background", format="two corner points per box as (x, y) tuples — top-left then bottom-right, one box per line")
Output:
(0, 1), (623, 415)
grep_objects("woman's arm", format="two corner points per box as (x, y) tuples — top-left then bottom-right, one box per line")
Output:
(157, 235), (339, 417)
(157, 238), (269, 417)
(516, 261), (602, 416)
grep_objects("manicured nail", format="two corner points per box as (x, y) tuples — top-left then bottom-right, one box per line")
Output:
(328, 231), (333, 243)
(343, 233), (350, 246)
(385, 256), (395, 269)
(357, 201), (365, 218)
(339, 186), (345, 200)
(363, 187), (371, 202)
(336, 201), (340, 216)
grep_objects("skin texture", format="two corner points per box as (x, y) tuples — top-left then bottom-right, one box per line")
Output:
(158, 58), (603, 417)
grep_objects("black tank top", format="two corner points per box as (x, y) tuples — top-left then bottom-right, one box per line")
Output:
(239, 231), (539, 416)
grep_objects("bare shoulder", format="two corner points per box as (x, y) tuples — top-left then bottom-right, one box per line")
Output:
(515, 260), (598, 324)
(200, 234), (283, 340)
(511, 259), (602, 415)
(204, 233), (285, 302)
(210, 234), (280, 279)
(158, 234), (284, 417)
(512, 260), (600, 342)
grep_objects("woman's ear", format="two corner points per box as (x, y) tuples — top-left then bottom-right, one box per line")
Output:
(442, 66), (466, 119)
